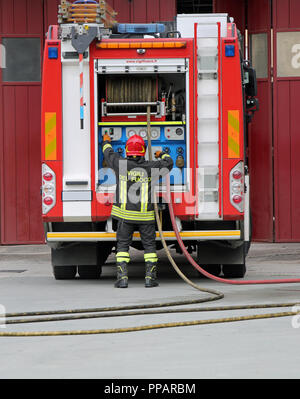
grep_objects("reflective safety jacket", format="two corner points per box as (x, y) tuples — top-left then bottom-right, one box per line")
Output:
(102, 142), (174, 224)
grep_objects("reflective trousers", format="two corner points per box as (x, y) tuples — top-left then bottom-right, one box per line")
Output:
(116, 220), (158, 264)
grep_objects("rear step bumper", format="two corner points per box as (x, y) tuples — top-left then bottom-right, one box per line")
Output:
(47, 230), (241, 242)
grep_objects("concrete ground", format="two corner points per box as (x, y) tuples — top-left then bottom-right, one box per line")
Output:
(1, 242), (300, 380)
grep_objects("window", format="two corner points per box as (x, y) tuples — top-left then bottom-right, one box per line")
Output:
(1, 38), (41, 82)
(250, 33), (268, 79)
(277, 31), (300, 78)
(177, 0), (213, 14)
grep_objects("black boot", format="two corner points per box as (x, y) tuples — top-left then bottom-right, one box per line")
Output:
(115, 262), (128, 288)
(145, 262), (159, 288)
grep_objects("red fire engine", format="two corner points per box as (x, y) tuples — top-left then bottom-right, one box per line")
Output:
(41, 0), (257, 280)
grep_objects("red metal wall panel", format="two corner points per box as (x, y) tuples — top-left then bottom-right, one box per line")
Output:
(0, 0), (44, 244)
(213, 0), (246, 32)
(44, 0), (61, 28)
(111, 0), (175, 23)
(131, 0), (148, 23)
(1, 85), (44, 244)
(274, 0), (300, 29)
(111, 0), (132, 23)
(247, 0), (274, 242)
(248, 81), (273, 241)
(0, 0), (44, 35)
(159, 0), (176, 21)
(147, 0), (161, 23)
(273, 0), (300, 241)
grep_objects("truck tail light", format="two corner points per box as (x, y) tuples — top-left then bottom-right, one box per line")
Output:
(232, 170), (242, 180)
(230, 162), (244, 212)
(43, 196), (54, 206)
(232, 195), (242, 204)
(42, 164), (56, 214)
(43, 172), (54, 182)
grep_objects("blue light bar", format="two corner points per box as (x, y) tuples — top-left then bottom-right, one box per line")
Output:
(117, 23), (165, 34)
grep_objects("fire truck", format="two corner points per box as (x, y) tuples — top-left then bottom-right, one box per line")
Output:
(41, 0), (258, 280)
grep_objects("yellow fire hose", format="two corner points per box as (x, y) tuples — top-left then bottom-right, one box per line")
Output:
(0, 108), (299, 337)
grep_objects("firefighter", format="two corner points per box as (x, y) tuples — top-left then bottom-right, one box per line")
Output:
(102, 133), (173, 288)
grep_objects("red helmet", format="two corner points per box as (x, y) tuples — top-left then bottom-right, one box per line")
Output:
(125, 135), (146, 157)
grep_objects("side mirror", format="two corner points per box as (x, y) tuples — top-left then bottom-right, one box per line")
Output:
(243, 62), (257, 97)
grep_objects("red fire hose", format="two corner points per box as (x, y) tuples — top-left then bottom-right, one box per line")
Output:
(166, 176), (300, 285)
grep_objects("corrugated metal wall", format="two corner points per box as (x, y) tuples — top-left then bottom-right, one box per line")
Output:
(0, 0), (45, 244)
(247, 0), (274, 242)
(111, 0), (176, 23)
(273, 0), (300, 241)
(215, 0), (300, 242)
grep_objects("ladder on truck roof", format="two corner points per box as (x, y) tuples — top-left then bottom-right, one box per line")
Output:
(58, 0), (117, 27)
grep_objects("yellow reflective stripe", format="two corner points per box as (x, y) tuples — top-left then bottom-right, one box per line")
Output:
(117, 257), (130, 263)
(112, 212), (155, 222)
(120, 180), (127, 210)
(144, 182), (148, 212)
(112, 206), (154, 218)
(119, 181), (123, 210)
(140, 182), (148, 213)
(228, 110), (240, 158)
(144, 254), (158, 259)
(144, 253), (158, 262)
(45, 112), (57, 160)
(141, 182), (145, 212)
(119, 181), (123, 209)
(117, 252), (130, 257)
(161, 153), (171, 159)
(112, 206), (155, 221)
(103, 143), (112, 152)
(116, 252), (130, 263)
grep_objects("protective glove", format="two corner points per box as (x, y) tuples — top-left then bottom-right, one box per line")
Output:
(103, 133), (111, 142)
(155, 151), (163, 159)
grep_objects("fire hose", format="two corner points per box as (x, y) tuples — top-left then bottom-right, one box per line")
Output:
(1, 110), (300, 336)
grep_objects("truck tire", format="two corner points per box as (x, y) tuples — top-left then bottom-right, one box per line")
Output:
(53, 266), (77, 280)
(78, 265), (102, 279)
(77, 243), (112, 279)
(223, 263), (246, 278)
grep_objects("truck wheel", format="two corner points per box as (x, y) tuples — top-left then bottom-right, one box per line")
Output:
(197, 264), (222, 277)
(223, 264), (246, 278)
(78, 266), (102, 279)
(53, 266), (77, 280)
